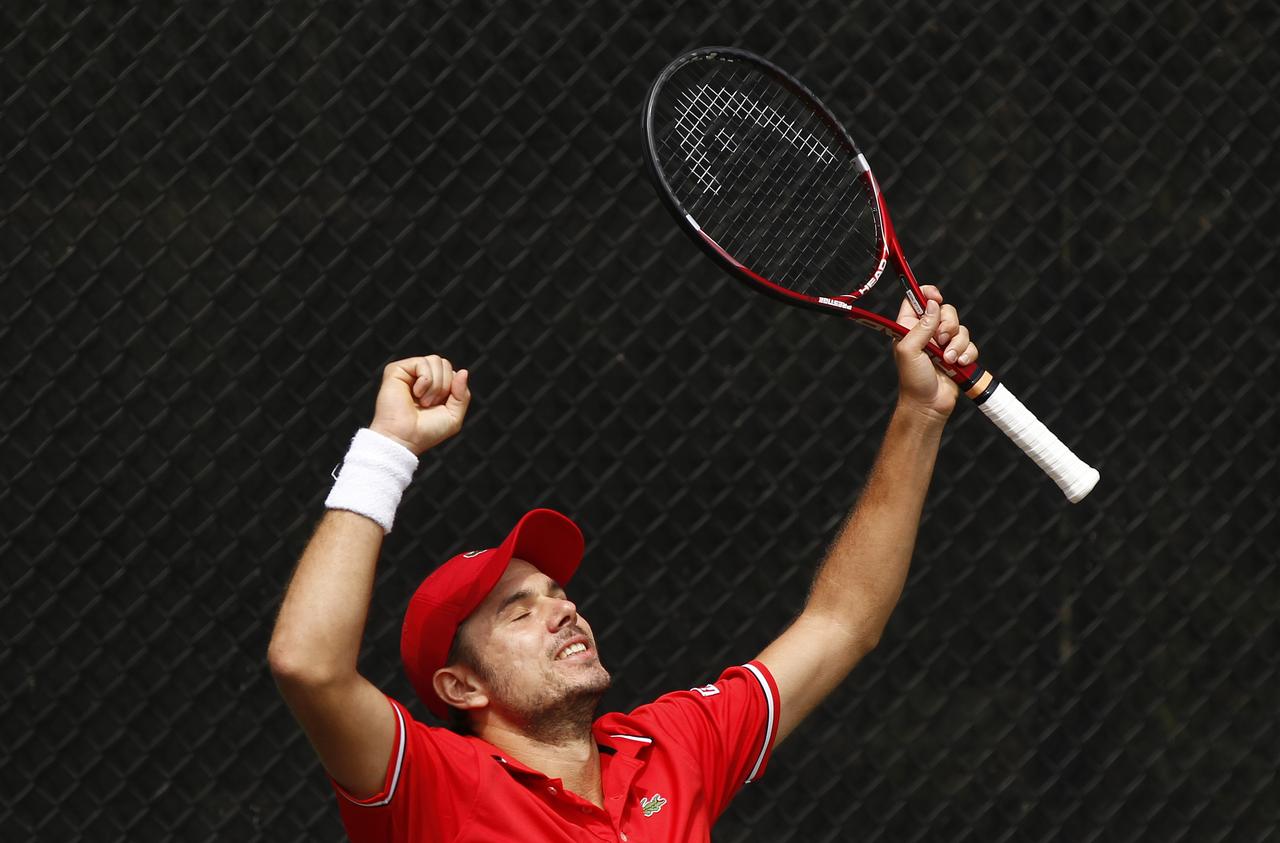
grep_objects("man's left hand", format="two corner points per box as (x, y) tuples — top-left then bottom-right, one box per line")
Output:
(892, 284), (979, 421)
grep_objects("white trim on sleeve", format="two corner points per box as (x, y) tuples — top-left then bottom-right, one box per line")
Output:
(340, 701), (406, 807)
(741, 663), (776, 784)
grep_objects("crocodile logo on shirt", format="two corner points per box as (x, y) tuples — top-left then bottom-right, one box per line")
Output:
(640, 793), (667, 817)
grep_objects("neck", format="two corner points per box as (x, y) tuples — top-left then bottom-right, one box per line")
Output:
(479, 720), (605, 807)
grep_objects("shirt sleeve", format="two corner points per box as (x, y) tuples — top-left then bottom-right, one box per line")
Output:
(328, 696), (478, 843)
(627, 660), (782, 818)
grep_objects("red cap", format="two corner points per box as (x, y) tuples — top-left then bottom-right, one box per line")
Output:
(400, 508), (584, 719)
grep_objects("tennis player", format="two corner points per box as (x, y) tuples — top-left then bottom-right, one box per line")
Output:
(269, 287), (977, 842)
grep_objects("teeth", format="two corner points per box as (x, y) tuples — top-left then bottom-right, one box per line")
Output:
(557, 642), (587, 660)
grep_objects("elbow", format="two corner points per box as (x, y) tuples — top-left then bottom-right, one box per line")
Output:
(267, 636), (344, 690)
(267, 638), (309, 685)
(850, 610), (889, 657)
(855, 625), (883, 657)
(797, 608), (883, 662)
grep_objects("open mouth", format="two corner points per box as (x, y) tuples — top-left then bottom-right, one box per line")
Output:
(554, 639), (590, 660)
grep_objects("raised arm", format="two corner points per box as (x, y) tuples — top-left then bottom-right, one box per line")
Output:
(755, 287), (978, 745)
(267, 355), (471, 796)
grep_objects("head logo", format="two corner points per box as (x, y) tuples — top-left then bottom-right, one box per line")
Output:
(867, 256), (888, 285)
(640, 793), (667, 818)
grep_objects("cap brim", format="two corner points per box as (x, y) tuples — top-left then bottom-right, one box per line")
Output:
(502, 508), (584, 586)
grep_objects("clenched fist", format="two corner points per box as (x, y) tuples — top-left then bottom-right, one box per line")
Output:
(370, 356), (471, 455)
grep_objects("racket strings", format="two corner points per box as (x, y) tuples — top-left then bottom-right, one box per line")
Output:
(717, 78), (840, 289)
(653, 59), (882, 296)
(687, 81), (831, 283)
(670, 80), (816, 266)
(678, 75), (854, 282)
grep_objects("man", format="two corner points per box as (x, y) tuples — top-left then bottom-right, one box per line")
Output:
(268, 286), (978, 842)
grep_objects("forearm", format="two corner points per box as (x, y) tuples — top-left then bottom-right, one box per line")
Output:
(755, 293), (972, 744)
(802, 402), (945, 646)
(269, 509), (386, 683)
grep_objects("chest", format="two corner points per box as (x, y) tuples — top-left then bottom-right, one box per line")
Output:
(449, 750), (710, 843)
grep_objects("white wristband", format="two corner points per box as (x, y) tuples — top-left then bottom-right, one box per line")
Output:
(325, 428), (420, 533)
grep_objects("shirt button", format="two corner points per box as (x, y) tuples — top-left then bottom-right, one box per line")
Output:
(621, 834), (628, 842)
(548, 786), (557, 794)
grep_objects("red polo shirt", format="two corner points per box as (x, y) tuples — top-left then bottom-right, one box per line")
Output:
(331, 661), (782, 842)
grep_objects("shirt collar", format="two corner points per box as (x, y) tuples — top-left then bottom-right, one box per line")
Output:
(475, 724), (656, 778)
(595, 730), (655, 756)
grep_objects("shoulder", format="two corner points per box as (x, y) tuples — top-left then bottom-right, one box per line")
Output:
(603, 661), (779, 743)
(335, 698), (486, 805)
(333, 700), (494, 843)
(628, 662), (777, 717)
(399, 703), (491, 768)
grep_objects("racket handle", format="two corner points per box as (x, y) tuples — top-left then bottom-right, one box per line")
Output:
(973, 381), (1100, 503)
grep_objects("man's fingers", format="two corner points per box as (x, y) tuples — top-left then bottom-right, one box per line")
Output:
(936, 303), (959, 346)
(895, 299), (940, 356)
(423, 356), (443, 405)
(895, 295), (918, 325)
(384, 353), (469, 411)
(412, 365), (431, 399)
(896, 285), (945, 326)
(447, 369), (471, 416)
(942, 324), (970, 362)
(385, 357), (418, 385)
(437, 358), (458, 406)
(383, 355), (458, 406)
(919, 284), (943, 303)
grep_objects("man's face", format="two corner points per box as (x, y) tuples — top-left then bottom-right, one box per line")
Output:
(453, 558), (611, 726)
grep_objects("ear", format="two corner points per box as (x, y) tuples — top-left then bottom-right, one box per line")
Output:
(433, 665), (489, 711)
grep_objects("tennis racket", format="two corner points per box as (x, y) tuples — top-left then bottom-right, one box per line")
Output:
(641, 47), (1099, 503)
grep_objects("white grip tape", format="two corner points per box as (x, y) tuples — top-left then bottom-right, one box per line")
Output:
(976, 383), (1099, 503)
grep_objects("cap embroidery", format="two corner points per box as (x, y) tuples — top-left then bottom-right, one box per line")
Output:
(640, 793), (667, 817)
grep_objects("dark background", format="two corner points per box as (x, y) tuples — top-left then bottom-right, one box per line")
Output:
(3, 1), (1277, 840)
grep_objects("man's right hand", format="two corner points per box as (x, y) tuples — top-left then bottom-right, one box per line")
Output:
(370, 355), (471, 455)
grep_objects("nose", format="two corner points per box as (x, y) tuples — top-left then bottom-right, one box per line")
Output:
(548, 595), (577, 632)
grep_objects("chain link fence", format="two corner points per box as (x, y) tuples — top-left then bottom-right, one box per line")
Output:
(3, 1), (1277, 840)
